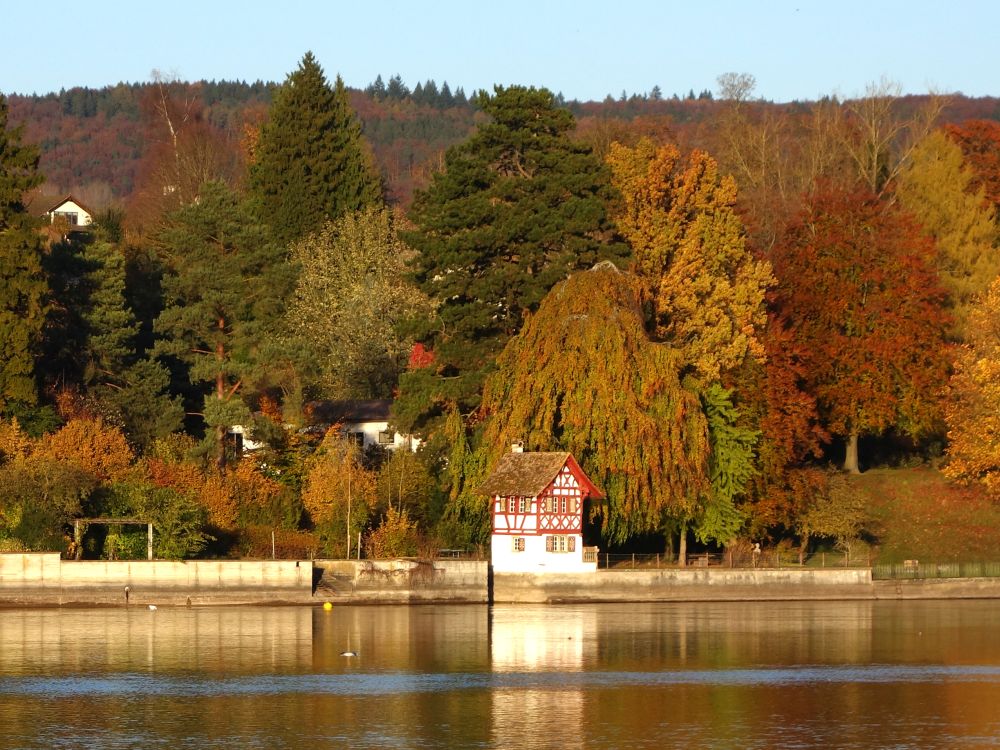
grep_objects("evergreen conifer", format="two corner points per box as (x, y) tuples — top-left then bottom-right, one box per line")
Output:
(248, 52), (382, 246)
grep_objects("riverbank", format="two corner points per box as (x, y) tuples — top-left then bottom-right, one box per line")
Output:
(5, 553), (1000, 606)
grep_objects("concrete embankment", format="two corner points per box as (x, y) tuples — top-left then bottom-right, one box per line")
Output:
(493, 568), (877, 604)
(6, 553), (1000, 606)
(314, 559), (488, 604)
(0, 553), (313, 607)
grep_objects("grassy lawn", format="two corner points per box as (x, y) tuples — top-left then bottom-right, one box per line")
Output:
(854, 467), (1000, 563)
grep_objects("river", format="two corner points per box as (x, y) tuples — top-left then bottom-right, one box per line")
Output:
(0, 600), (998, 748)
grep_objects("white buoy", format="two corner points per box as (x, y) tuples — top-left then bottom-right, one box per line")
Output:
(148, 604), (158, 611)
(340, 651), (357, 657)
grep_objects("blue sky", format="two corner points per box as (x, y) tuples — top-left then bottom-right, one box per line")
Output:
(2, 1), (996, 102)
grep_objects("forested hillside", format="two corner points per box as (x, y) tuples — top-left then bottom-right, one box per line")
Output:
(3, 59), (1000, 565)
(10, 78), (999, 209)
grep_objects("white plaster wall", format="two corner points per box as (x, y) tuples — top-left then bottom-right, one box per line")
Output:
(52, 200), (92, 225)
(342, 421), (420, 452)
(491, 533), (596, 573)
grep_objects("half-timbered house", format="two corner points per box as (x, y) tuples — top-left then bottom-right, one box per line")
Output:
(480, 445), (603, 573)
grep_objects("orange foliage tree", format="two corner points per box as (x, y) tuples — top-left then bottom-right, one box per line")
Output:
(36, 417), (134, 483)
(771, 184), (951, 473)
(944, 119), (1000, 210)
(146, 457), (237, 531)
(944, 277), (1000, 495)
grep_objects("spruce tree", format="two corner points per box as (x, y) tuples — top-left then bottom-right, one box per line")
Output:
(82, 239), (182, 449)
(398, 85), (627, 434)
(0, 94), (47, 410)
(248, 52), (382, 246)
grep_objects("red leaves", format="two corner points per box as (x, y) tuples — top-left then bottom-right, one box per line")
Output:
(770, 183), (951, 441)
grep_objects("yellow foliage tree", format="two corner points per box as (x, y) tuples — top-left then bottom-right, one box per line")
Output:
(895, 130), (1000, 340)
(944, 277), (1000, 495)
(36, 417), (134, 483)
(606, 138), (773, 383)
(0, 418), (33, 464)
(301, 432), (376, 556)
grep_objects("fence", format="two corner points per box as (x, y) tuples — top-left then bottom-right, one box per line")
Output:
(597, 550), (860, 570)
(872, 560), (1000, 580)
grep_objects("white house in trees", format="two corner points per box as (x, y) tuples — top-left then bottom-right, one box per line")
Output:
(42, 195), (94, 228)
(307, 399), (419, 452)
(481, 445), (603, 573)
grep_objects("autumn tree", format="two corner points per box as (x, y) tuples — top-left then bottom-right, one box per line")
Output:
(35, 417), (134, 483)
(480, 263), (710, 545)
(771, 184), (951, 473)
(838, 78), (944, 196)
(399, 86), (627, 435)
(301, 432), (377, 557)
(285, 207), (432, 399)
(248, 52), (382, 246)
(127, 74), (243, 237)
(943, 277), (1000, 495)
(741, 319), (827, 539)
(0, 94), (48, 411)
(606, 138), (773, 384)
(944, 119), (1000, 210)
(895, 130), (999, 339)
(154, 182), (292, 469)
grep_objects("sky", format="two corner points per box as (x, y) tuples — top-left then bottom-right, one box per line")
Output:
(2, 0), (997, 103)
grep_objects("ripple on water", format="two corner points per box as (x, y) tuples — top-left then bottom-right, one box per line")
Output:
(3, 664), (1000, 699)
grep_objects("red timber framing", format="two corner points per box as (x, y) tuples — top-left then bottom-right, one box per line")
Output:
(490, 454), (602, 536)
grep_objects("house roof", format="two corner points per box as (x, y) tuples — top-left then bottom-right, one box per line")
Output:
(49, 194), (94, 215)
(479, 451), (604, 499)
(25, 193), (94, 218)
(25, 193), (62, 216)
(307, 399), (392, 424)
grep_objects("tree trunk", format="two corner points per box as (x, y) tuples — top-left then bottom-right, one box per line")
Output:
(843, 430), (861, 474)
(678, 522), (688, 567)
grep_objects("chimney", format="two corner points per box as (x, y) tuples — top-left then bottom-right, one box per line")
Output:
(511, 441), (524, 453)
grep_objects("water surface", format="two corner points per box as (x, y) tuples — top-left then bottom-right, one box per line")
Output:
(1, 600), (999, 748)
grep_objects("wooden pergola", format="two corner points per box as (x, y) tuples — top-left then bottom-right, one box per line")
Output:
(72, 518), (153, 561)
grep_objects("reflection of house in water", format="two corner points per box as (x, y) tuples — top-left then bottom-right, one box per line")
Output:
(489, 605), (596, 748)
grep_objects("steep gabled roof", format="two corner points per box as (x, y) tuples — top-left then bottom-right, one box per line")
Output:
(479, 451), (604, 499)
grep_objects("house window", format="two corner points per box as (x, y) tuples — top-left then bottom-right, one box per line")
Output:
(518, 497), (529, 513)
(512, 537), (525, 552)
(55, 211), (79, 226)
(377, 430), (394, 446)
(347, 432), (365, 448)
(545, 535), (576, 553)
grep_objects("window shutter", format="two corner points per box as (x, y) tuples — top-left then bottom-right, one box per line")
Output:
(568, 536), (576, 552)
(545, 536), (554, 552)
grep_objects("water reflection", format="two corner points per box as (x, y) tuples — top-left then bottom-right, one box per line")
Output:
(0, 601), (999, 749)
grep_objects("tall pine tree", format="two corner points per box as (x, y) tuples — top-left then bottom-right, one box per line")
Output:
(248, 52), (382, 245)
(0, 94), (47, 410)
(398, 85), (627, 435)
(155, 182), (291, 468)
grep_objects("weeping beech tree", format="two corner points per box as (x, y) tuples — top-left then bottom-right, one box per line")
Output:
(479, 263), (710, 544)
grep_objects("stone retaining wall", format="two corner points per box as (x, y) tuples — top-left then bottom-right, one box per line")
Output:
(0, 553), (313, 606)
(314, 559), (488, 604)
(493, 567), (876, 604)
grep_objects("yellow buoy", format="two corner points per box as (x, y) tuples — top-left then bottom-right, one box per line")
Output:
(323, 602), (333, 611)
